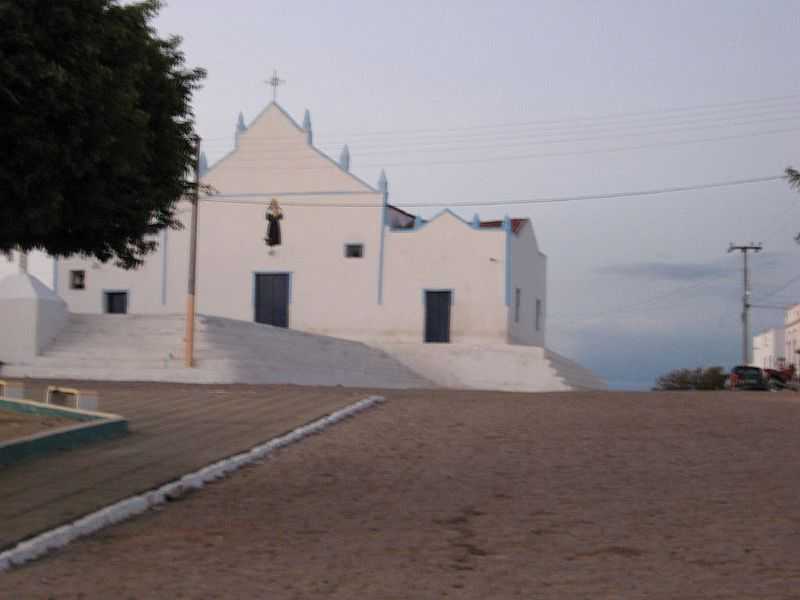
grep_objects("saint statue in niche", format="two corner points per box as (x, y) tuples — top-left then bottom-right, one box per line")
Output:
(265, 198), (283, 251)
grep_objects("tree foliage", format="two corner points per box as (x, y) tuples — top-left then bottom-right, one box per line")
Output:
(653, 366), (727, 391)
(788, 167), (800, 191)
(0, 0), (205, 268)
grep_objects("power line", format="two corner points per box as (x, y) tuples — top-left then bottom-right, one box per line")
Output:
(753, 272), (800, 302)
(202, 111), (800, 158)
(206, 126), (800, 171)
(201, 105), (800, 152)
(201, 93), (800, 143)
(199, 174), (786, 209)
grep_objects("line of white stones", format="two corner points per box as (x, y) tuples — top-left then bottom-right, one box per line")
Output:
(0, 395), (385, 572)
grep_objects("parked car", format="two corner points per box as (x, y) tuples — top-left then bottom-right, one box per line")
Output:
(727, 366), (771, 391)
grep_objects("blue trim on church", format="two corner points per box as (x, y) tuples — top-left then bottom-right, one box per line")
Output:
(503, 216), (512, 306)
(52, 258), (59, 294)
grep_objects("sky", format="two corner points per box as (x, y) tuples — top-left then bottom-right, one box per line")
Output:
(5, 0), (799, 389)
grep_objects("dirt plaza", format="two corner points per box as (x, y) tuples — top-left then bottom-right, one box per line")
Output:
(2, 385), (800, 598)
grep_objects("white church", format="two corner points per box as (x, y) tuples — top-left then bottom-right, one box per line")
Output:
(0, 96), (605, 391)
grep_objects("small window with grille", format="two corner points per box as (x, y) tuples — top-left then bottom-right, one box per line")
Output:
(70, 270), (86, 290)
(344, 244), (364, 258)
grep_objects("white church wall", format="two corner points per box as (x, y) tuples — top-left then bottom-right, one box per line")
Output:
(508, 220), (547, 347)
(381, 211), (508, 343)
(55, 203), (191, 315)
(57, 242), (170, 314)
(209, 103), (375, 195)
(193, 198), (386, 337)
(50, 102), (540, 348)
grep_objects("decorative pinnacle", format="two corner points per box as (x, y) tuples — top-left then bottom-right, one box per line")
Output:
(198, 152), (209, 177)
(303, 109), (313, 145)
(378, 169), (388, 194)
(235, 112), (246, 147)
(339, 145), (351, 171)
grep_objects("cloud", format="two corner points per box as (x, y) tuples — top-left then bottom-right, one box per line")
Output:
(600, 252), (794, 284)
(600, 260), (733, 282)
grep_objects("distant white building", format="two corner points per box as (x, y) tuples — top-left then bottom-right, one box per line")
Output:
(784, 304), (800, 372)
(752, 327), (785, 370)
(53, 100), (548, 347)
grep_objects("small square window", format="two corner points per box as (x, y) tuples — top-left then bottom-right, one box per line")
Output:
(345, 244), (364, 258)
(70, 270), (85, 290)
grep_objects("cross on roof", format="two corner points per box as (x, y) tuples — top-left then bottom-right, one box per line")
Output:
(266, 69), (285, 101)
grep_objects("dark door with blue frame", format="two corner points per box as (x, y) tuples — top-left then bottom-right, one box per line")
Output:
(424, 290), (452, 343)
(255, 273), (289, 328)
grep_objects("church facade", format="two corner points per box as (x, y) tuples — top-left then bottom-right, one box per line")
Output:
(54, 101), (547, 347)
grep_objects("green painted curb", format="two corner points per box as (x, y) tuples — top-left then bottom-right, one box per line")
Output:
(0, 398), (128, 467)
(0, 398), (99, 422)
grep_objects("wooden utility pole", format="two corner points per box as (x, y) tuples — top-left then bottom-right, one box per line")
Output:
(185, 135), (201, 368)
(728, 242), (762, 365)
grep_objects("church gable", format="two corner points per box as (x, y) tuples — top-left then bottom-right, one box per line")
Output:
(203, 102), (377, 196)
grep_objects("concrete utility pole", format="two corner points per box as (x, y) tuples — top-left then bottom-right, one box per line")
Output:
(728, 242), (763, 365)
(185, 135), (202, 368)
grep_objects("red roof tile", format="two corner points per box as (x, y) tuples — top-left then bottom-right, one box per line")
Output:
(479, 218), (528, 234)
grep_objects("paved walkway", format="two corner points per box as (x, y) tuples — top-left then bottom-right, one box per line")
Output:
(0, 380), (371, 551)
(4, 389), (800, 599)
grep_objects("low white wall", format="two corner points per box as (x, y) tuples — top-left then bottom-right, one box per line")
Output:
(0, 299), (38, 362)
(0, 274), (68, 364)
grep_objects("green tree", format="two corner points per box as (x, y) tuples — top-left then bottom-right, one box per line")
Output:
(653, 366), (727, 391)
(0, 0), (205, 268)
(788, 167), (800, 191)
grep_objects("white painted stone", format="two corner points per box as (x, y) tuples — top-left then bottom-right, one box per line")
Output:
(0, 395), (384, 572)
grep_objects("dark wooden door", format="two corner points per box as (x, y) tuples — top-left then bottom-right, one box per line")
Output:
(424, 290), (451, 343)
(254, 274), (289, 328)
(105, 292), (128, 314)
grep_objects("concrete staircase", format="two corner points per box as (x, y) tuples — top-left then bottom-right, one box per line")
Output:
(2, 314), (433, 388)
(544, 349), (608, 391)
(367, 341), (607, 392)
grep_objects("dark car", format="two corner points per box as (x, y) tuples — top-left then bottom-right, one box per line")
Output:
(728, 365), (770, 391)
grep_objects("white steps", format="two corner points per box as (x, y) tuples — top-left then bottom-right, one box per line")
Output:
(2, 314), (433, 388)
(367, 341), (607, 392)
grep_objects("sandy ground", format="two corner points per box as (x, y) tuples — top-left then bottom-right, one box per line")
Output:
(0, 409), (74, 443)
(3, 389), (800, 599)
